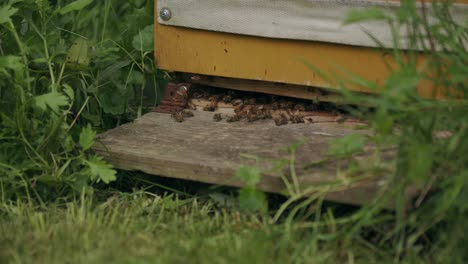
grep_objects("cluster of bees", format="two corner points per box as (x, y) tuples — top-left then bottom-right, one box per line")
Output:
(210, 100), (313, 126)
(171, 86), (337, 126)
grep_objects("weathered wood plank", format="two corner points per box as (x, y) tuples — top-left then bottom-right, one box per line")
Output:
(94, 111), (385, 206)
(181, 73), (345, 103)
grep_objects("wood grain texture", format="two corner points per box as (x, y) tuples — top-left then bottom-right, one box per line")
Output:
(157, 0), (468, 48)
(94, 111), (392, 206)
(182, 74), (345, 103)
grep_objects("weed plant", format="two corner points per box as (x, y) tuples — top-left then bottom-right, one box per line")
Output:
(0, 190), (390, 264)
(272, 0), (468, 262)
(232, 1), (468, 262)
(0, 0), (160, 203)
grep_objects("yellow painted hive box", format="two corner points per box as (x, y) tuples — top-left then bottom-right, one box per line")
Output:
(153, 0), (468, 98)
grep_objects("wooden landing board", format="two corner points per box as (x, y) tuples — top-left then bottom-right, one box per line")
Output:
(94, 111), (383, 206)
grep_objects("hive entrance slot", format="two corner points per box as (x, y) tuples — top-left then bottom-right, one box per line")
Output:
(156, 80), (363, 126)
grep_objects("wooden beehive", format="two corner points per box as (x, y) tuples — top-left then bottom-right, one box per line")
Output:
(154, 0), (468, 98)
(95, 1), (467, 206)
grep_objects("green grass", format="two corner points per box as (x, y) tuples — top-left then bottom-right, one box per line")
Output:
(0, 174), (439, 264)
(0, 188), (401, 264)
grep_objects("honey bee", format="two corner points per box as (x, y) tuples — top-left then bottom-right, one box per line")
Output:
(187, 101), (197, 110)
(226, 115), (240, 123)
(271, 102), (280, 110)
(255, 108), (269, 120)
(290, 114), (305, 124)
(203, 95), (220, 111)
(208, 95), (221, 102)
(246, 98), (256, 105)
(279, 100), (294, 109)
(273, 113), (288, 126)
(222, 94), (233, 103)
(246, 106), (264, 122)
(334, 115), (347, 123)
(232, 99), (243, 106)
(203, 105), (216, 112)
(234, 103), (244, 114)
(213, 113), (223, 122)
(171, 111), (185, 122)
(282, 111), (291, 120)
(171, 110), (194, 122)
(304, 117), (314, 124)
(181, 109), (194, 117)
(247, 112), (259, 122)
(176, 86), (189, 100)
(294, 103), (306, 112)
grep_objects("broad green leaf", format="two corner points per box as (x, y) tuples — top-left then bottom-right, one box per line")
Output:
(0, 5), (17, 24)
(86, 156), (117, 184)
(132, 25), (154, 51)
(71, 174), (91, 192)
(82, 112), (102, 126)
(62, 84), (75, 101)
(59, 0), (93, 15)
(0, 56), (23, 71)
(236, 166), (261, 188)
(64, 135), (75, 152)
(239, 188), (267, 212)
(129, 70), (145, 85)
(344, 8), (390, 25)
(98, 85), (127, 115)
(34, 91), (69, 112)
(67, 38), (90, 68)
(79, 124), (96, 151)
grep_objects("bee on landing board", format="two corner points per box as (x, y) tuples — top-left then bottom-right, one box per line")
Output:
(171, 111), (185, 122)
(171, 110), (194, 122)
(273, 113), (288, 126)
(213, 113), (223, 122)
(226, 115), (240, 123)
(203, 95), (220, 112)
(181, 109), (194, 117)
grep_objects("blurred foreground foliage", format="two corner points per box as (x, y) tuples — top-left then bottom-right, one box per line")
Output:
(0, 0), (163, 202)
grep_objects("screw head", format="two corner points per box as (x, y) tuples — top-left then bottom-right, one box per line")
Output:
(178, 85), (188, 93)
(159, 7), (172, 21)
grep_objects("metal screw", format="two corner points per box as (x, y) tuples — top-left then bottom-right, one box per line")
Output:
(178, 85), (188, 93)
(159, 7), (172, 21)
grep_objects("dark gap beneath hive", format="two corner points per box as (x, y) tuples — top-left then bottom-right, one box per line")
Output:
(173, 84), (366, 126)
